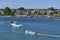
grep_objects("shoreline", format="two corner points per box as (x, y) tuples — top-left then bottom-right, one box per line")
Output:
(0, 15), (60, 18)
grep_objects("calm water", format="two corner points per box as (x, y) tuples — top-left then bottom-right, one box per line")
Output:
(0, 17), (60, 40)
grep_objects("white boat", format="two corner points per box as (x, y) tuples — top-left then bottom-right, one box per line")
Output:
(10, 22), (23, 28)
(25, 30), (36, 35)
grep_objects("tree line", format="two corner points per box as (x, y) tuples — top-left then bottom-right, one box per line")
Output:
(0, 7), (57, 16)
(3, 7), (24, 16)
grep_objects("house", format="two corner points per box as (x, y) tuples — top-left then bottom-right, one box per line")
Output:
(47, 10), (55, 16)
(16, 10), (21, 15)
(25, 9), (31, 17)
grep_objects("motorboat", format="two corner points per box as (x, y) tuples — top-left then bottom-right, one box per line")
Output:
(25, 30), (36, 35)
(10, 21), (23, 28)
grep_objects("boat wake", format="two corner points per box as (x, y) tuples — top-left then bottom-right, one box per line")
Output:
(25, 30), (60, 38)
(36, 33), (60, 38)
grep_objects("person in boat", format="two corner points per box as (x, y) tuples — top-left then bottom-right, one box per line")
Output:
(25, 30), (38, 35)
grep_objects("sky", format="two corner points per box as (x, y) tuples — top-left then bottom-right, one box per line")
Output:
(0, 0), (60, 9)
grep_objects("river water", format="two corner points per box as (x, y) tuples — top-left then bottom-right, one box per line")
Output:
(0, 17), (60, 40)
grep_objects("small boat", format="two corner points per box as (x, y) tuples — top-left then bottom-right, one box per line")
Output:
(10, 21), (23, 28)
(25, 30), (36, 35)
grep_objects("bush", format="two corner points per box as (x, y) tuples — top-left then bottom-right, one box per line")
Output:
(53, 14), (60, 16)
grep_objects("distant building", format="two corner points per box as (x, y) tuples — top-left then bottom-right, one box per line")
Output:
(47, 10), (55, 16)
(0, 9), (60, 16)
(56, 9), (60, 14)
(16, 10), (21, 15)
(25, 10), (31, 16)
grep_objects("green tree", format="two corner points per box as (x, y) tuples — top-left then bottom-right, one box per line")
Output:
(55, 11), (58, 14)
(18, 7), (24, 15)
(11, 12), (15, 16)
(48, 7), (54, 11)
(4, 7), (11, 15)
(18, 7), (24, 11)
(38, 12), (43, 15)
(44, 12), (47, 15)
(0, 12), (2, 16)
(11, 9), (16, 16)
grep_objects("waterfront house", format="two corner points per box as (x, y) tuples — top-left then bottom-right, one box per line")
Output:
(0, 8), (60, 16)
(25, 9), (31, 17)
(47, 10), (55, 16)
(16, 9), (21, 15)
(56, 9), (60, 14)
(0, 9), (4, 15)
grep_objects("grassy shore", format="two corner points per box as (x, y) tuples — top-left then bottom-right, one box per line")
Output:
(0, 14), (60, 17)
